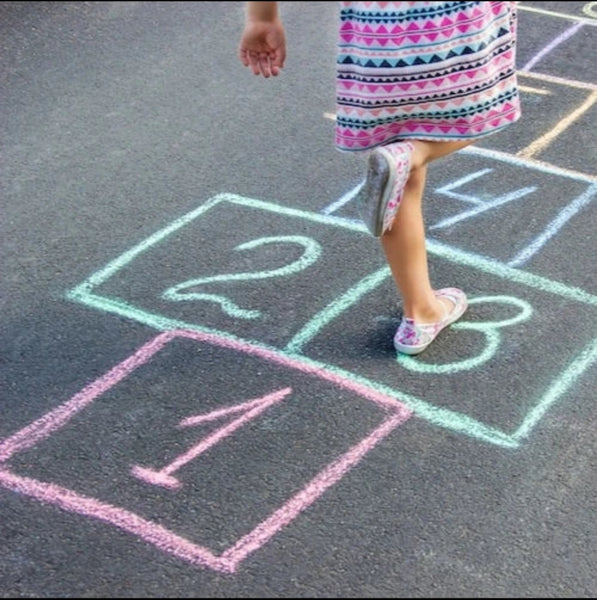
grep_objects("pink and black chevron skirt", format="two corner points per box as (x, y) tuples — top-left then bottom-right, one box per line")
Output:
(335, 1), (521, 151)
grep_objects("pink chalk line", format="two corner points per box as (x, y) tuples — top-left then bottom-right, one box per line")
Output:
(0, 332), (172, 463)
(0, 466), (233, 573)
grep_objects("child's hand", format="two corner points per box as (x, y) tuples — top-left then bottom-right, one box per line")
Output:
(238, 20), (286, 78)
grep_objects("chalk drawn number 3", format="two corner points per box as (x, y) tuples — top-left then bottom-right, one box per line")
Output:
(397, 295), (533, 373)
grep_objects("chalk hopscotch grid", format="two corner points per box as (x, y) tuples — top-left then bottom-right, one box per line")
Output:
(63, 4), (597, 450)
(64, 193), (597, 449)
(1, 3), (594, 575)
(0, 1), (593, 577)
(0, 329), (411, 573)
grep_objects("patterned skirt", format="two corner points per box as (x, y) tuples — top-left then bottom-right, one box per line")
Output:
(335, 1), (521, 151)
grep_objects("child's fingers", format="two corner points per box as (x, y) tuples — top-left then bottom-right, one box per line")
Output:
(263, 49), (284, 77)
(272, 47), (286, 70)
(239, 47), (263, 75)
(258, 53), (275, 77)
(244, 50), (263, 76)
(239, 48), (252, 68)
(239, 46), (282, 78)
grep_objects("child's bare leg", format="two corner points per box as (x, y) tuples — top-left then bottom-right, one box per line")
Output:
(381, 139), (475, 322)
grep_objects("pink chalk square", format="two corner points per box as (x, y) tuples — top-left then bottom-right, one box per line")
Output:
(0, 329), (412, 573)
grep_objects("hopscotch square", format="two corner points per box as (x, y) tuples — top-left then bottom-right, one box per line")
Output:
(424, 147), (596, 277)
(291, 238), (597, 447)
(0, 330), (411, 573)
(67, 194), (384, 350)
(329, 147), (596, 283)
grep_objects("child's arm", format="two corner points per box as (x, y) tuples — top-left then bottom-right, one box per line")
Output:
(238, 1), (286, 78)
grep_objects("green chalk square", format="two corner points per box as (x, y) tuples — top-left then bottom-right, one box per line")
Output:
(67, 193), (385, 349)
(296, 240), (596, 448)
(67, 194), (597, 448)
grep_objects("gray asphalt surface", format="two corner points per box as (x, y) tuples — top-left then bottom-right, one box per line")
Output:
(1, 1), (596, 597)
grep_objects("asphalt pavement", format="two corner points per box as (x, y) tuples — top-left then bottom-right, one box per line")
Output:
(1, 1), (596, 597)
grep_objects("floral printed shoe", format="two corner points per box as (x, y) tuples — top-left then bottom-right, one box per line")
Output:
(358, 141), (415, 237)
(394, 288), (468, 355)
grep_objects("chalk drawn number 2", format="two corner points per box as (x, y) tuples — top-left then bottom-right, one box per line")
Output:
(162, 236), (322, 319)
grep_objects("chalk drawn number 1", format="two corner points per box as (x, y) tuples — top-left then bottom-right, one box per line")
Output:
(131, 387), (293, 490)
(161, 236), (322, 319)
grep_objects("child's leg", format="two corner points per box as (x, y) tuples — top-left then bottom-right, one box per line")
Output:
(381, 139), (475, 323)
